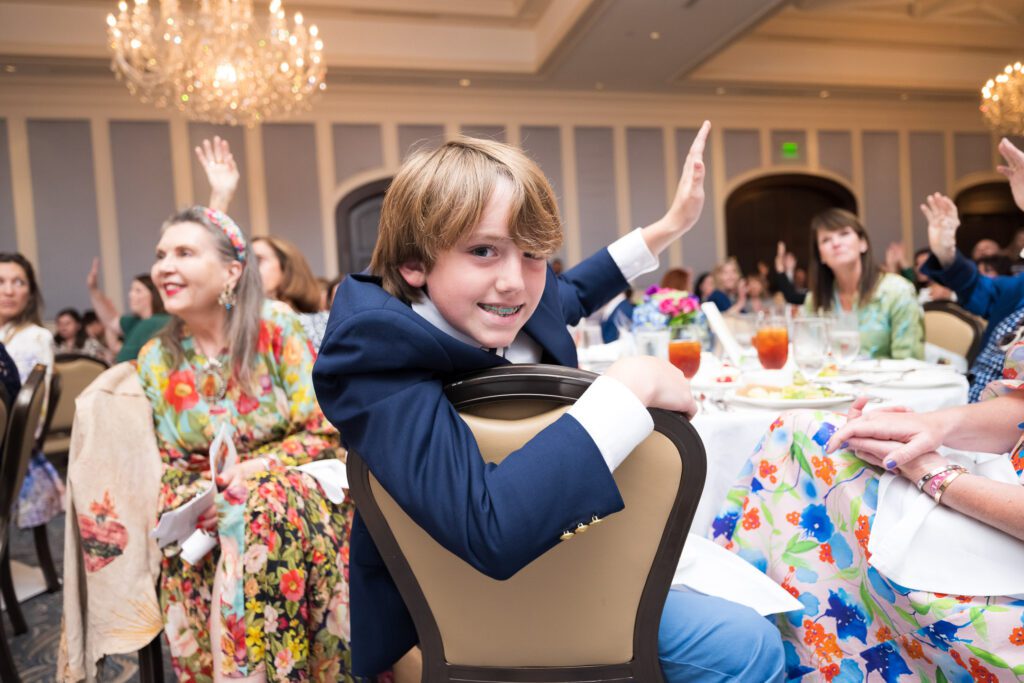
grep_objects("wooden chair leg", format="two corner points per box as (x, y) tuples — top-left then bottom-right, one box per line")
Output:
(138, 633), (165, 683)
(0, 549), (26, 636)
(0, 619), (22, 683)
(32, 525), (60, 593)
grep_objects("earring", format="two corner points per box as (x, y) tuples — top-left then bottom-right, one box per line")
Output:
(218, 284), (237, 310)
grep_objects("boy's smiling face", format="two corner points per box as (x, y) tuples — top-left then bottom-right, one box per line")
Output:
(399, 179), (548, 349)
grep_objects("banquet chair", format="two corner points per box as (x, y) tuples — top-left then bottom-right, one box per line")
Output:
(348, 364), (707, 683)
(42, 353), (110, 459)
(923, 301), (986, 365)
(0, 364), (48, 683)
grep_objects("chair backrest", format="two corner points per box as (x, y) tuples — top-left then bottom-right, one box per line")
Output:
(348, 364), (707, 683)
(46, 353), (109, 438)
(0, 364), (47, 554)
(923, 301), (986, 364)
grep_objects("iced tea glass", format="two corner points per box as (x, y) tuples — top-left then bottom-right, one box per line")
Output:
(668, 324), (702, 378)
(753, 315), (789, 370)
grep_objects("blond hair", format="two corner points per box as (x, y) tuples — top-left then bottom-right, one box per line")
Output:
(370, 136), (563, 302)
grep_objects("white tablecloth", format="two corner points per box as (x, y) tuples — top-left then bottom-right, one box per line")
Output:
(688, 376), (969, 535)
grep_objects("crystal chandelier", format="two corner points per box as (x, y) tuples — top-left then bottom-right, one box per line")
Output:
(981, 62), (1024, 136)
(105, 0), (326, 127)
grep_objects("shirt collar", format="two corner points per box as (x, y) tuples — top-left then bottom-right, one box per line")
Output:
(411, 294), (489, 350)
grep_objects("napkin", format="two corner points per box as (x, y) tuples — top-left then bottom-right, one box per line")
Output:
(673, 533), (803, 616)
(869, 449), (1024, 596)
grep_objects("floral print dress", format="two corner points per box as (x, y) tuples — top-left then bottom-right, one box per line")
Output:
(712, 410), (1024, 682)
(136, 302), (362, 682)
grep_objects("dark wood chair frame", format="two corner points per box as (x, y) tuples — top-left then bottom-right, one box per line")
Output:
(0, 364), (48, 683)
(923, 301), (986, 365)
(348, 364), (707, 683)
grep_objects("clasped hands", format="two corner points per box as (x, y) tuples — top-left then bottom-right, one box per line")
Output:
(825, 397), (951, 484)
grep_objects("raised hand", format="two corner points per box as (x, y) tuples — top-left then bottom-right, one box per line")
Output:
(641, 121), (711, 256)
(195, 136), (239, 213)
(998, 137), (1024, 212)
(884, 241), (906, 273)
(86, 257), (100, 290)
(920, 192), (959, 267)
(774, 241), (786, 273)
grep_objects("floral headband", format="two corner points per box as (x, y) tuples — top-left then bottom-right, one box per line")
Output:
(203, 207), (247, 262)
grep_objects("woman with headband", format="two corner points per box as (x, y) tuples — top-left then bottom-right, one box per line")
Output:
(136, 207), (360, 681)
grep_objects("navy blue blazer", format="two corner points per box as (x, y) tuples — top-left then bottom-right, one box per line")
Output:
(922, 250), (1024, 347)
(313, 248), (630, 676)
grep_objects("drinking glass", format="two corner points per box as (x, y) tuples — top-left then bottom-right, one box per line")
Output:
(668, 324), (702, 378)
(752, 314), (788, 369)
(791, 318), (829, 377)
(826, 311), (861, 367)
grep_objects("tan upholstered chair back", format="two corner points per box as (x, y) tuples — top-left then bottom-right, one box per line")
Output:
(349, 365), (706, 683)
(44, 354), (108, 455)
(923, 302), (985, 364)
(0, 365), (47, 551)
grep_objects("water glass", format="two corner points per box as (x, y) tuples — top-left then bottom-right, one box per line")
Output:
(826, 312), (860, 367)
(791, 318), (829, 377)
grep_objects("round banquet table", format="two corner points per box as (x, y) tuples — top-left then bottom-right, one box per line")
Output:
(688, 375), (970, 537)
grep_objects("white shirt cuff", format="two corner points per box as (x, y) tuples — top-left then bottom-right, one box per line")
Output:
(606, 228), (659, 282)
(567, 375), (654, 473)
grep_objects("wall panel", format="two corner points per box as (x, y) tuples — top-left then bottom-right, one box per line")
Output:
(954, 132), (993, 180)
(909, 132), (946, 250)
(110, 120), (176, 293)
(627, 127), (667, 288)
(398, 124), (444, 160)
(460, 125), (506, 142)
(723, 129), (760, 180)
(574, 127), (618, 261)
(263, 123), (325, 275)
(818, 131), (853, 181)
(862, 131), (902, 249)
(27, 119), (101, 312)
(520, 125), (565, 259)
(0, 120), (16, 253)
(333, 123), (383, 184)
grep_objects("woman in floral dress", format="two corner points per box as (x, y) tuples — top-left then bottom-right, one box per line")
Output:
(712, 393), (1024, 683)
(136, 206), (361, 682)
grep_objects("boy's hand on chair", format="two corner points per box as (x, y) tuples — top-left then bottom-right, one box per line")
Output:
(605, 356), (697, 418)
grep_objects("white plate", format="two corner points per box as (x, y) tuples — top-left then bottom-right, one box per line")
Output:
(846, 359), (933, 373)
(875, 369), (964, 389)
(726, 391), (854, 409)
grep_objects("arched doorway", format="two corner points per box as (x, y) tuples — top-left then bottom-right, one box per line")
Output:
(953, 181), (1023, 258)
(725, 174), (857, 275)
(335, 177), (391, 274)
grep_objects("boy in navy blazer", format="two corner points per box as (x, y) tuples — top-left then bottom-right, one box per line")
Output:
(314, 125), (784, 682)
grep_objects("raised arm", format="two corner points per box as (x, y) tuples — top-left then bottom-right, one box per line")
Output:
(86, 258), (123, 344)
(997, 137), (1024, 212)
(639, 121), (710, 256)
(195, 136), (239, 213)
(921, 192), (959, 268)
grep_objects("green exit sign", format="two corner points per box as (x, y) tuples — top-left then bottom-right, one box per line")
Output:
(781, 141), (800, 160)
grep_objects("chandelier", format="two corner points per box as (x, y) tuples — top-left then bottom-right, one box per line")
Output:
(981, 62), (1024, 136)
(105, 0), (326, 127)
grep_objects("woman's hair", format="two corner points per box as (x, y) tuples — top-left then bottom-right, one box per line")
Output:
(55, 307), (88, 347)
(0, 252), (43, 327)
(713, 257), (742, 291)
(252, 236), (321, 313)
(133, 273), (165, 315)
(694, 272), (713, 298)
(808, 207), (881, 312)
(371, 136), (563, 303)
(660, 268), (692, 292)
(154, 207), (263, 390)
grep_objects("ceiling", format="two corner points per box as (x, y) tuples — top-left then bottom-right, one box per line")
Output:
(0, 0), (1022, 103)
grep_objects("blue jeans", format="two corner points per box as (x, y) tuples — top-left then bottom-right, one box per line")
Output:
(659, 589), (785, 682)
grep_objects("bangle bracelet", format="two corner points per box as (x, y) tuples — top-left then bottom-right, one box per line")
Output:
(916, 465), (953, 491)
(924, 465), (967, 500)
(934, 469), (965, 504)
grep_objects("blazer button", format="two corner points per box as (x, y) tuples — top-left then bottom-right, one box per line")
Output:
(589, 515), (602, 525)
(559, 530), (575, 541)
(574, 522), (588, 534)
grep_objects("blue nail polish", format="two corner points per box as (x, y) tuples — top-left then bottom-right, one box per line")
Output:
(840, 441), (849, 449)
(884, 458), (896, 470)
